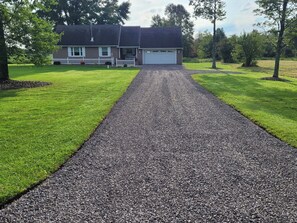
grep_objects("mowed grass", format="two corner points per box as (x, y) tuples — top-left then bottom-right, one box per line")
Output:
(0, 65), (139, 204)
(187, 60), (297, 148)
(184, 60), (297, 78)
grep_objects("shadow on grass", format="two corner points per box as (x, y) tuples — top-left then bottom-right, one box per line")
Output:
(8, 65), (139, 79)
(237, 65), (273, 74)
(196, 74), (297, 122)
(0, 90), (20, 100)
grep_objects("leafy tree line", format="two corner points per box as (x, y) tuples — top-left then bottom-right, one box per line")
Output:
(0, 0), (60, 81)
(38, 0), (130, 26)
(0, 0), (131, 81)
(194, 28), (297, 67)
(151, 4), (194, 57)
(189, 0), (297, 79)
(190, 0), (226, 69)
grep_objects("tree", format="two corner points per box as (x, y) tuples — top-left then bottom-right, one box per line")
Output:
(255, 0), (297, 79)
(151, 4), (194, 57)
(262, 33), (277, 57)
(0, 6), (8, 81)
(190, 0), (226, 68)
(194, 28), (226, 60)
(286, 16), (297, 56)
(239, 31), (263, 67)
(40, 0), (131, 26)
(194, 31), (213, 58)
(0, 0), (60, 81)
(151, 15), (166, 27)
(218, 38), (234, 63)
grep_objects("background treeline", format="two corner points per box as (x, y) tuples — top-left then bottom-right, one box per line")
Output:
(4, 0), (131, 65)
(189, 28), (297, 65)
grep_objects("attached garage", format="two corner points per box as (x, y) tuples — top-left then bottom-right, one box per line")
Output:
(143, 50), (177, 65)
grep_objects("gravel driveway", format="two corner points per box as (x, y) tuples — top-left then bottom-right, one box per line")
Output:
(1, 65), (297, 222)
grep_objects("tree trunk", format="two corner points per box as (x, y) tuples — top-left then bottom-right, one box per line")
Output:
(245, 57), (252, 67)
(212, 0), (217, 69)
(0, 9), (9, 81)
(212, 19), (217, 69)
(273, 0), (288, 79)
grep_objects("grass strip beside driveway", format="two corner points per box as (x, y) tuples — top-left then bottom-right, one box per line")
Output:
(190, 64), (297, 149)
(0, 65), (139, 204)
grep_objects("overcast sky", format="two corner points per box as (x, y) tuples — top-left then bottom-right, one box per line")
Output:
(119, 0), (262, 36)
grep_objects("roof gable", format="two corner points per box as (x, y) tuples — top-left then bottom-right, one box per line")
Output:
(140, 27), (183, 49)
(119, 26), (140, 47)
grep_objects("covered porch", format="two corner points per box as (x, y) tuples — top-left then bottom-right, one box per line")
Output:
(116, 48), (137, 67)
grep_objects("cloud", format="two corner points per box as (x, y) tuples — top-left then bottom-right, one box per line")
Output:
(241, 3), (253, 12)
(120, 0), (261, 36)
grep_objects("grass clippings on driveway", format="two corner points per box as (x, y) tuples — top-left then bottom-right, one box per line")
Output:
(188, 61), (297, 148)
(0, 65), (139, 204)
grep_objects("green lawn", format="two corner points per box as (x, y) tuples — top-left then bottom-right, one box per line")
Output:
(184, 62), (238, 71)
(184, 60), (297, 78)
(0, 65), (139, 204)
(186, 61), (297, 148)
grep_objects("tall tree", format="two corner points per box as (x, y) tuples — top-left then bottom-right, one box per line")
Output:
(151, 15), (166, 27)
(0, 5), (8, 81)
(0, 0), (60, 81)
(190, 0), (226, 69)
(40, 0), (131, 26)
(255, 0), (297, 79)
(151, 4), (194, 57)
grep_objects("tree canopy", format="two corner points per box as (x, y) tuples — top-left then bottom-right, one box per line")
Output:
(39, 0), (131, 26)
(151, 4), (194, 57)
(239, 31), (264, 67)
(190, 0), (226, 68)
(255, 0), (297, 78)
(0, 0), (60, 81)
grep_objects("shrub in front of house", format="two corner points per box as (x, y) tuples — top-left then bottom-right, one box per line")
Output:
(53, 61), (61, 65)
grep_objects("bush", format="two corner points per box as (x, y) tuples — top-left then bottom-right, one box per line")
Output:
(30, 54), (52, 66)
(218, 39), (236, 63)
(53, 61), (61, 65)
(123, 64), (127, 67)
(8, 54), (31, 64)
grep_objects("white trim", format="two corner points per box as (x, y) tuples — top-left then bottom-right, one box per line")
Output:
(119, 46), (140, 48)
(67, 46), (85, 57)
(116, 58), (135, 67)
(53, 57), (114, 65)
(140, 47), (182, 50)
(99, 47), (111, 57)
(60, 45), (118, 47)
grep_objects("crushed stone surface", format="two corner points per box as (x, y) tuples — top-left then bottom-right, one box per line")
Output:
(1, 65), (297, 222)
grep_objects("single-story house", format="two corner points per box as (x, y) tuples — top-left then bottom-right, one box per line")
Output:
(53, 25), (183, 66)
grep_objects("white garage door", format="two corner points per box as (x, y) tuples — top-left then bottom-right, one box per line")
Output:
(143, 50), (177, 64)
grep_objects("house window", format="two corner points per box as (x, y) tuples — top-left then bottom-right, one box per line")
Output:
(99, 47), (111, 57)
(68, 47), (85, 57)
